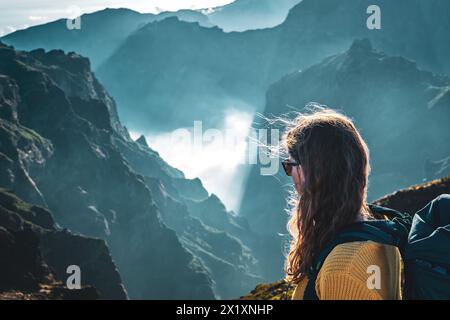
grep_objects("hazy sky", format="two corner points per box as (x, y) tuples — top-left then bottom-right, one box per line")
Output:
(0, 0), (234, 36)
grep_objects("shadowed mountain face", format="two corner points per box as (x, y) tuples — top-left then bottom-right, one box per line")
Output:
(241, 175), (450, 300)
(208, 0), (302, 32)
(239, 39), (450, 281)
(0, 188), (126, 299)
(0, 42), (264, 299)
(1, 8), (212, 69)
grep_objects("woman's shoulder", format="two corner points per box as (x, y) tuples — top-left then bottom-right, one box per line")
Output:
(316, 241), (402, 299)
(320, 240), (400, 276)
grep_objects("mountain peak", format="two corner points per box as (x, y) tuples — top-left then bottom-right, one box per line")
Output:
(29, 47), (91, 75)
(136, 135), (149, 148)
(348, 38), (373, 55)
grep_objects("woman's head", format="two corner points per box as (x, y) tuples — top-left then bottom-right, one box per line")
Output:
(283, 106), (371, 283)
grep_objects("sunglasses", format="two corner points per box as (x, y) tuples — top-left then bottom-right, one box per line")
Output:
(282, 159), (300, 176)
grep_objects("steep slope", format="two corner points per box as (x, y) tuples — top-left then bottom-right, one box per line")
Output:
(0, 42), (262, 299)
(113, 133), (264, 298)
(1, 8), (212, 69)
(0, 188), (126, 299)
(0, 41), (215, 299)
(241, 175), (450, 300)
(240, 39), (450, 280)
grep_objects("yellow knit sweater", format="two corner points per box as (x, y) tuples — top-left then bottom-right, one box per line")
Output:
(292, 241), (402, 300)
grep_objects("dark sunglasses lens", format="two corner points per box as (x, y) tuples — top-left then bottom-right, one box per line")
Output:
(282, 161), (292, 176)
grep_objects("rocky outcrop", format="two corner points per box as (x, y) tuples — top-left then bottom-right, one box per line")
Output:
(374, 175), (450, 215)
(0, 188), (125, 299)
(239, 280), (295, 300)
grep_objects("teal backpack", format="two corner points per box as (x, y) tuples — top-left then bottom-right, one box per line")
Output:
(304, 194), (450, 300)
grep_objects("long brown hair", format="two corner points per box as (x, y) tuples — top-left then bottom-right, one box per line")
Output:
(283, 106), (372, 284)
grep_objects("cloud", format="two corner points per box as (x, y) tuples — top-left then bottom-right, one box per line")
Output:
(129, 108), (254, 211)
(28, 15), (47, 21)
(0, 25), (16, 36)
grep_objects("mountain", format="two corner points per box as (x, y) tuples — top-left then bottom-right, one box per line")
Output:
(1, 8), (212, 69)
(113, 134), (264, 298)
(277, 0), (450, 76)
(4, 1), (449, 132)
(0, 42), (265, 299)
(96, 17), (278, 131)
(94, 0), (450, 132)
(241, 174), (450, 300)
(239, 39), (450, 280)
(264, 38), (450, 199)
(207, 0), (302, 32)
(0, 41), (214, 299)
(0, 188), (126, 299)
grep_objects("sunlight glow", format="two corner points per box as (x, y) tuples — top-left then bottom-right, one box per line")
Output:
(130, 109), (254, 212)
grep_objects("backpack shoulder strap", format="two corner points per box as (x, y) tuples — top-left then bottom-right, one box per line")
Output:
(303, 221), (401, 300)
(368, 203), (412, 229)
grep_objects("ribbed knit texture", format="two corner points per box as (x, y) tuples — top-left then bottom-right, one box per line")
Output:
(292, 241), (402, 300)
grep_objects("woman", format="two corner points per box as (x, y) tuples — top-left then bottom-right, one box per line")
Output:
(282, 107), (402, 300)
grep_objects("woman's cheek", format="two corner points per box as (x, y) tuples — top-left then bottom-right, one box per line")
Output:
(292, 167), (303, 195)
